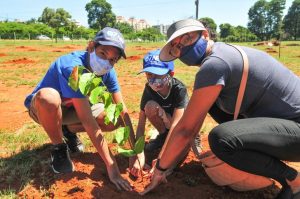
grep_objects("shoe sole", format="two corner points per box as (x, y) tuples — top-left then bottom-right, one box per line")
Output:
(50, 155), (75, 174)
(191, 142), (203, 160)
(68, 144), (84, 153)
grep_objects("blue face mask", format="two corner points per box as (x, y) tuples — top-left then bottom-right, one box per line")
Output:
(179, 38), (208, 66)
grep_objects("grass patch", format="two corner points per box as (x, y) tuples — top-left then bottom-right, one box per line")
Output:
(0, 124), (53, 193)
(0, 188), (17, 199)
(0, 123), (48, 156)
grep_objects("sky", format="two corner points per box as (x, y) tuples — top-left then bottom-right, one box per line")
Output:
(0, 0), (294, 29)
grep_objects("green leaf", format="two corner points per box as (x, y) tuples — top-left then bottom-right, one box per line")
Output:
(104, 116), (110, 125)
(68, 66), (85, 91)
(114, 126), (130, 146)
(115, 127), (125, 145)
(89, 87), (106, 104)
(104, 103), (116, 125)
(134, 136), (145, 154)
(92, 77), (102, 88)
(117, 147), (136, 157)
(102, 92), (112, 108)
(79, 73), (95, 95)
(113, 103), (123, 125)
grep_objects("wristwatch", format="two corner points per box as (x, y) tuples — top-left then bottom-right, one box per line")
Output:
(155, 159), (168, 172)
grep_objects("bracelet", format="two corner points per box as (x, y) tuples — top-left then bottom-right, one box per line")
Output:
(155, 159), (168, 172)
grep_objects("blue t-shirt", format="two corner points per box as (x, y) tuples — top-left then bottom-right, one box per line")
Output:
(24, 51), (120, 109)
(194, 42), (300, 122)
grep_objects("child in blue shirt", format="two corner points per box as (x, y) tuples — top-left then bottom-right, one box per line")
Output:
(25, 27), (134, 191)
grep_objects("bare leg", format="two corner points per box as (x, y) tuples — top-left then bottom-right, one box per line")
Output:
(95, 110), (122, 132)
(65, 105), (122, 133)
(34, 88), (63, 144)
(144, 100), (170, 134)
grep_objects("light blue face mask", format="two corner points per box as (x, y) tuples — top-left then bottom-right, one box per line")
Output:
(179, 38), (208, 66)
(89, 50), (113, 76)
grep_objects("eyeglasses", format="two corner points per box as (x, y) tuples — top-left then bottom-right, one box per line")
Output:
(169, 33), (195, 58)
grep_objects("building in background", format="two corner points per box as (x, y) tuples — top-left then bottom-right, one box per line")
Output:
(116, 16), (127, 23)
(117, 16), (150, 31)
(72, 19), (82, 27)
(152, 24), (170, 35)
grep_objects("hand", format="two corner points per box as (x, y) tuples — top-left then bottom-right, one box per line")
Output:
(139, 168), (167, 195)
(145, 159), (173, 179)
(129, 152), (145, 177)
(144, 158), (157, 178)
(107, 162), (133, 191)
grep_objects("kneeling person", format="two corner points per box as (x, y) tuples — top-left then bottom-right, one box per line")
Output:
(130, 49), (190, 177)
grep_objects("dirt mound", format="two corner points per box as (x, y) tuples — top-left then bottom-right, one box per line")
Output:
(51, 45), (82, 52)
(3, 58), (36, 64)
(265, 48), (277, 53)
(52, 50), (63, 52)
(16, 46), (29, 49)
(127, 55), (142, 61)
(286, 43), (300, 46)
(135, 46), (153, 51)
(15, 46), (38, 52)
(0, 53), (7, 57)
(254, 41), (280, 47)
(13, 141), (281, 199)
(62, 45), (78, 49)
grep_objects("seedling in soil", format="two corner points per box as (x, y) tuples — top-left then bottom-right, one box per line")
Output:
(68, 66), (145, 157)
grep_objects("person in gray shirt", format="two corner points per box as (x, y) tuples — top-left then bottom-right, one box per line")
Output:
(140, 19), (300, 199)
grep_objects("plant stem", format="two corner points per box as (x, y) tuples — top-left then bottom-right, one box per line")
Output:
(110, 97), (144, 181)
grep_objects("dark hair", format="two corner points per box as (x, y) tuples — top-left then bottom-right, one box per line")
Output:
(93, 43), (122, 60)
(199, 20), (217, 41)
(94, 42), (101, 49)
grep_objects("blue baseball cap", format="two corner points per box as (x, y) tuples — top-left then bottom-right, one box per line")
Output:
(94, 27), (126, 59)
(139, 49), (174, 75)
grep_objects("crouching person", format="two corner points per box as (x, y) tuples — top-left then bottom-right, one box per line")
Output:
(24, 27), (134, 191)
(129, 49), (194, 177)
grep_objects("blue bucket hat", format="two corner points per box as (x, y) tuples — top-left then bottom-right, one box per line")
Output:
(139, 49), (174, 75)
(94, 27), (126, 59)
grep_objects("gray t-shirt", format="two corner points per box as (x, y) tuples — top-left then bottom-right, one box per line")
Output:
(194, 42), (300, 122)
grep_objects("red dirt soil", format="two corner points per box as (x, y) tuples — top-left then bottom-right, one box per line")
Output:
(14, 137), (283, 199)
(127, 55), (142, 61)
(3, 57), (36, 64)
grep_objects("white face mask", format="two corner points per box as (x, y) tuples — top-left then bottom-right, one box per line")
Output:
(89, 51), (113, 76)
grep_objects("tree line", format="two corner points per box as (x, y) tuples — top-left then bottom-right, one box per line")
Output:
(201, 0), (300, 42)
(0, 0), (299, 42)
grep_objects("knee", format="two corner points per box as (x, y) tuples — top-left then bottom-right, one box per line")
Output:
(95, 112), (122, 132)
(144, 100), (160, 118)
(208, 124), (236, 157)
(35, 88), (61, 110)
